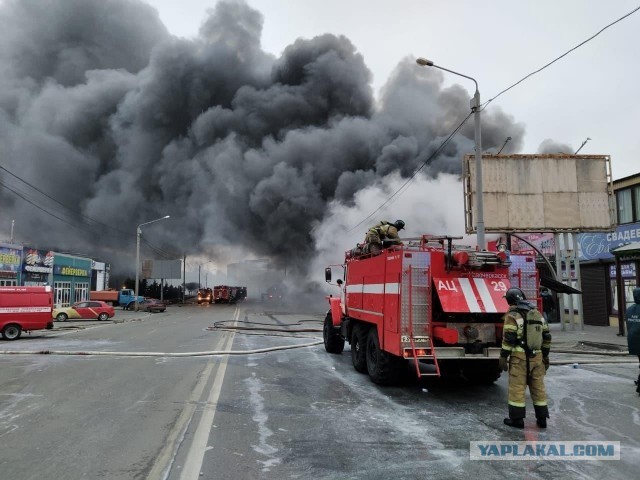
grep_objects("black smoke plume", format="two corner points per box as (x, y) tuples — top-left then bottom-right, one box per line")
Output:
(0, 0), (526, 278)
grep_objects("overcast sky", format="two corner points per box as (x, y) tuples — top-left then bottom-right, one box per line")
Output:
(146, 0), (640, 180)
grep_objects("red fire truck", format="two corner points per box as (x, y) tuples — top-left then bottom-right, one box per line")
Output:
(324, 236), (538, 385)
(0, 286), (54, 340)
(213, 285), (230, 304)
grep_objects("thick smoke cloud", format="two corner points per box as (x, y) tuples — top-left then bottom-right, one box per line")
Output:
(0, 0), (527, 279)
(537, 139), (574, 154)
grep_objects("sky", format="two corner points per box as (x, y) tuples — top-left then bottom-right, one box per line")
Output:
(0, 0), (638, 288)
(147, 0), (640, 180)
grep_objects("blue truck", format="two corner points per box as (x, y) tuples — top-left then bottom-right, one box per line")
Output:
(90, 289), (145, 310)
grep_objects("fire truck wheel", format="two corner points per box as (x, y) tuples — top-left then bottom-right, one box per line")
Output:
(2, 324), (22, 341)
(462, 361), (502, 385)
(323, 312), (344, 354)
(366, 328), (401, 385)
(350, 324), (369, 373)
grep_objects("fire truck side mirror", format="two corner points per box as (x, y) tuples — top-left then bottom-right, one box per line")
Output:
(325, 267), (332, 283)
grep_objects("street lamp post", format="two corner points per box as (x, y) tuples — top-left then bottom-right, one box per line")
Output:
(198, 261), (215, 289)
(416, 57), (485, 250)
(135, 215), (170, 311)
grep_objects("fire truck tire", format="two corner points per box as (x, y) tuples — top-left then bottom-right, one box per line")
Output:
(350, 324), (369, 373)
(2, 324), (22, 340)
(366, 328), (401, 385)
(323, 312), (344, 354)
(462, 361), (502, 385)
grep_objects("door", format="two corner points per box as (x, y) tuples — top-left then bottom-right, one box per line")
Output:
(582, 264), (609, 326)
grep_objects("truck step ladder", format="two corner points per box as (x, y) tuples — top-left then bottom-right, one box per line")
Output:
(407, 265), (440, 378)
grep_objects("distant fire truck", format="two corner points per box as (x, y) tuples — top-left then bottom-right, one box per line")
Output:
(324, 236), (538, 385)
(213, 285), (247, 304)
(213, 285), (230, 304)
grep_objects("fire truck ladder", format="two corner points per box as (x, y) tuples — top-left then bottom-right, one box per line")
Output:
(407, 266), (440, 378)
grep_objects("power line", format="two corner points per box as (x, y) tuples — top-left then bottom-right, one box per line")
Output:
(0, 167), (176, 259)
(481, 5), (640, 111)
(347, 5), (639, 233)
(0, 179), (88, 232)
(347, 112), (473, 233)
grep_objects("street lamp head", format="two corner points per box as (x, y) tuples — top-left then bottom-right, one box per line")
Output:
(416, 57), (434, 67)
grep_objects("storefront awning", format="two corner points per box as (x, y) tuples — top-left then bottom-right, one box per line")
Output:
(610, 242), (640, 261)
(540, 275), (582, 294)
(434, 277), (511, 313)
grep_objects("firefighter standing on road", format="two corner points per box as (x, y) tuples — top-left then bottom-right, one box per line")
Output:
(499, 287), (552, 429)
(625, 287), (640, 395)
(364, 220), (405, 255)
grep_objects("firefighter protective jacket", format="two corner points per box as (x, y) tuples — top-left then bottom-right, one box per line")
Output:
(367, 221), (400, 242)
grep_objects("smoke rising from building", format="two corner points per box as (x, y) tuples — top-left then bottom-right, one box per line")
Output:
(0, 0), (528, 280)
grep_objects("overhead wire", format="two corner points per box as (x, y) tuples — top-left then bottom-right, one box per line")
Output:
(347, 111), (473, 233)
(480, 5), (640, 111)
(348, 5), (640, 233)
(0, 165), (177, 259)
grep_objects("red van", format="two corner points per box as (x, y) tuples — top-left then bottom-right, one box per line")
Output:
(0, 286), (54, 340)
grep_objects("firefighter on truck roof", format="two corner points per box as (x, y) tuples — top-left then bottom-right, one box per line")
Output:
(499, 287), (552, 429)
(364, 219), (405, 255)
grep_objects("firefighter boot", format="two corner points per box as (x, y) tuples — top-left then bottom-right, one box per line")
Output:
(534, 405), (549, 428)
(504, 405), (525, 429)
(503, 418), (524, 429)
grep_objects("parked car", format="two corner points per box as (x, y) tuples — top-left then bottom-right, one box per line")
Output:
(53, 301), (115, 322)
(139, 298), (167, 313)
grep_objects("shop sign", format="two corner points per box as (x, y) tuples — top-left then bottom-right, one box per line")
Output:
(609, 263), (637, 279)
(0, 246), (21, 273)
(511, 233), (555, 255)
(578, 223), (640, 261)
(23, 249), (54, 273)
(54, 265), (89, 277)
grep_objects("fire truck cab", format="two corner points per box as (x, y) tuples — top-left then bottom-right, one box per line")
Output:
(324, 236), (538, 385)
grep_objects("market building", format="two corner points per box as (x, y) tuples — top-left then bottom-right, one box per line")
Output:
(52, 253), (92, 307)
(578, 172), (640, 326)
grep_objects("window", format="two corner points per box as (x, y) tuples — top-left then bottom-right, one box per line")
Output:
(74, 282), (89, 304)
(617, 189), (632, 223)
(55, 282), (72, 307)
(0, 280), (17, 286)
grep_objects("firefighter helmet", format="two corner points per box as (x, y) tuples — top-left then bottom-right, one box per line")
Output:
(394, 219), (405, 231)
(504, 287), (525, 306)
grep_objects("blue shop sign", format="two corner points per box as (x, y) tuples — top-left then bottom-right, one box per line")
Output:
(578, 223), (640, 261)
(609, 263), (636, 279)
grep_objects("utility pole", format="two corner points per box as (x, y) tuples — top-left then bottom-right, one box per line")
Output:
(182, 254), (186, 304)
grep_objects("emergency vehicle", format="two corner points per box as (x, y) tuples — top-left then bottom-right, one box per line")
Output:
(324, 236), (538, 385)
(0, 286), (54, 340)
(213, 285), (230, 303)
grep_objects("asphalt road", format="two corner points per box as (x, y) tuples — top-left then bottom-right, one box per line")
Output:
(1, 301), (639, 480)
